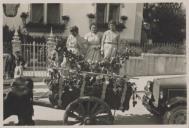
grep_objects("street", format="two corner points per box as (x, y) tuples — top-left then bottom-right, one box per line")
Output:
(3, 75), (183, 125)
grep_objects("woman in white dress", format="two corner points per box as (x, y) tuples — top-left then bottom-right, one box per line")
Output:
(61, 26), (86, 68)
(101, 21), (120, 59)
(84, 23), (102, 63)
(66, 26), (86, 55)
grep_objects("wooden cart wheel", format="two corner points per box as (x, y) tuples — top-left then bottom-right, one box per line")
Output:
(63, 96), (114, 125)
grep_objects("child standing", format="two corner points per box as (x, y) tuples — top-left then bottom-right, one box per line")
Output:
(14, 50), (25, 78)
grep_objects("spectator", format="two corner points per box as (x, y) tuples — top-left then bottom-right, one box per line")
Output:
(4, 52), (16, 79)
(14, 50), (25, 78)
(4, 77), (34, 125)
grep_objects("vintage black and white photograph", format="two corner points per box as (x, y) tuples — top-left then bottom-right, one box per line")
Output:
(2, 1), (187, 126)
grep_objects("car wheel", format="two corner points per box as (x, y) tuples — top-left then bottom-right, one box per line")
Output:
(163, 105), (186, 124)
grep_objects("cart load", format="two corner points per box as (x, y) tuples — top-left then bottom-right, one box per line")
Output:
(38, 46), (139, 125)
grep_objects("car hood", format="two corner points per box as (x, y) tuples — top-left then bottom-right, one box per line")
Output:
(155, 76), (186, 88)
(152, 75), (186, 107)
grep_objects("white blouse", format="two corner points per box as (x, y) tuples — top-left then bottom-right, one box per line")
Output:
(102, 30), (119, 44)
(84, 32), (100, 45)
(66, 34), (86, 55)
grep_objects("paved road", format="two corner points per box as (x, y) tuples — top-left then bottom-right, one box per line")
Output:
(4, 75), (183, 125)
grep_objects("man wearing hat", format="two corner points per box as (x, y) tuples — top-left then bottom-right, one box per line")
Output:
(4, 77), (35, 125)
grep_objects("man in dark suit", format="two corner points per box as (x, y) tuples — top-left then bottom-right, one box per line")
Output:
(4, 77), (35, 125)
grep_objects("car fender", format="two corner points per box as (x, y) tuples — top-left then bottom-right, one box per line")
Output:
(166, 97), (186, 109)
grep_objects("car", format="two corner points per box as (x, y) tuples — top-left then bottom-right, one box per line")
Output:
(142, 75), (187, 124)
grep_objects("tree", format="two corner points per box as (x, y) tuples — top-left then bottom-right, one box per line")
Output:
(143, 3), (186, 43)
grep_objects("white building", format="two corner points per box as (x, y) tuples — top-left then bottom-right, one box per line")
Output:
(3, 3), (143, 42)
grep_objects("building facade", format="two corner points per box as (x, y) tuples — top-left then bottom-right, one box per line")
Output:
(3, 3), (143, 42)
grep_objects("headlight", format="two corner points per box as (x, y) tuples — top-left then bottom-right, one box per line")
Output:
(159, 90), (163, 99)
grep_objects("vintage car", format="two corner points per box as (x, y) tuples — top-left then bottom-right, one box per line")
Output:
(142, 75), (187, 124)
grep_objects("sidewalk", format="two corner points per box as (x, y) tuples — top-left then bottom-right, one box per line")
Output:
(23, 71), (48, 78)
(33, 81), (48, 98)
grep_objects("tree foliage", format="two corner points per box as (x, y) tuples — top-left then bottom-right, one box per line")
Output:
(143, 3), (186, 43)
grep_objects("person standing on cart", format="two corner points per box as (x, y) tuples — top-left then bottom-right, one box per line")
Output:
(84, 23), (102, 63)
(61, 26), (86, 68)
(101, 20), (120, 59)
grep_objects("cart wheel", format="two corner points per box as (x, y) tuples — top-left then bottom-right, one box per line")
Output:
(63, 96), (114, 125)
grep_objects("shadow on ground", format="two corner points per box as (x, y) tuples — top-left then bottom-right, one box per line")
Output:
(114, 114), (162, 125)
(35, 120), (63, 125)
(4, 114), (162, 125)
(4, 120), (63, 126)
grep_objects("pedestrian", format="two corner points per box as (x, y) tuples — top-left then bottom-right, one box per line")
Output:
(14, 50), (25, 78)
(84, 23), (102, 63)
(4, 52), (16, 79)
(4, 77), (35, 125)
(101, 20), (120, 59)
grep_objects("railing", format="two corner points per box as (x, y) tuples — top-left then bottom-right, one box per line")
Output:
(21, 41), (48, 77)
(119, 41), (185, 56)
(20, 34), (185, 77)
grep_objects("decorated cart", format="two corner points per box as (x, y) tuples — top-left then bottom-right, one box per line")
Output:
(33, 46), (139, 125)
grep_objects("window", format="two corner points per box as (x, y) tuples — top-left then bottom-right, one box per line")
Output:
(96, 4), (107, 25)
(109, 4), (120, 23)
(47, 4), (60, 24)
(96, 3), (120, 24)
(30, 4), (60, 24)
(31, 4), (44, 23)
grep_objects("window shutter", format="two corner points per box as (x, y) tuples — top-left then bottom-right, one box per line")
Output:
(109, 4), (120, 23)
(47, 4), (60, 24)
(31, 4), (44, 23)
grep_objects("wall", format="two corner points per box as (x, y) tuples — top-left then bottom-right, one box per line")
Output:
(63, 3), (94, 37)
(3, 4), (29, 30)
(134, 3), (143, 42)
(120, 53), (186, 76)
(119, 3), (143, 42)
(120, 3), (136, 40)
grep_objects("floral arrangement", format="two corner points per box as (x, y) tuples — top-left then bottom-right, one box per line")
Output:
(120, 15), (128, 21)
